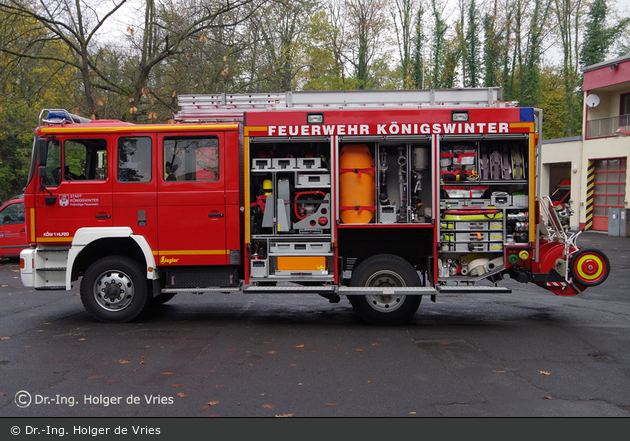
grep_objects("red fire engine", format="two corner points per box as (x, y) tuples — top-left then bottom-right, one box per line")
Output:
(19, 89), (610, 324)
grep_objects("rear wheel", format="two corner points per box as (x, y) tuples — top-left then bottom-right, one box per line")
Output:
(80, 256), (151, 322)
(348, 254), (422, 325)
(569, 248), (610, 287)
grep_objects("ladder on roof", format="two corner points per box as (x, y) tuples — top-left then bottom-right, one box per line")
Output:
(174, 88), (510, 122)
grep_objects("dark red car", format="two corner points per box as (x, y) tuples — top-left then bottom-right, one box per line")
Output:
(0, 195), (28, 259)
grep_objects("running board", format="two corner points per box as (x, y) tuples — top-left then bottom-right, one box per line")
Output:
(164, 285), (507, 295)
(339, 287), (436, 296)
(437, 286), (512, 294)
(243, 286), (437, 295)
(161, 287), (241, 294)
(243, 285), (336, 294)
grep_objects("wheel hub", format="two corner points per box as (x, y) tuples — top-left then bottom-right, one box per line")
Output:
(94, 270), (134, 311)
(102, 281), (124, 302)
(365, 270), (406, 312)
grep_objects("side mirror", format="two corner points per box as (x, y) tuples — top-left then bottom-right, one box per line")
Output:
(37, 138), (47, 167)
(38, 166), (47, 178)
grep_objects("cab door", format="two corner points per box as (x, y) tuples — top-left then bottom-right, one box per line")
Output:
(36, 136), (112, 244)
(156, 132), (227, 266)
(112, 135), (158, 250)
(0, 198), (27, 258)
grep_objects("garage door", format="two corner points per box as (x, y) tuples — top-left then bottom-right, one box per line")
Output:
(593, 158), (627, 231)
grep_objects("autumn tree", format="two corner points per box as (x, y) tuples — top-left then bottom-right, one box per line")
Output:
(0, 0), (130, 118)
(553, 0), (584, 136)
(151, 3), (256, 108)
(0, 0), (267, 121)
(410, 4), (426, 88)
(302, 5), (356, 90)
(427, 0), (462, 89)
(462, 0), (481, 88)
(343, 0), (390, 89)
(428, 0), (448, 87)
(391, 0), (417, 88)
(115, 0), (267, 118)
(520, 0), (552, 107)
(538, 66), (567, 140)
(238, 0), (318, 92)
(0, 7), (77, 199)
(483, 0), (501, 88)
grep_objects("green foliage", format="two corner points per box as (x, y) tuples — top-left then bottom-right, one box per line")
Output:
(463, 0), (481, 88)
(538, 66), (568, 140)
(0, 8), (78, 199)
(483, 7), (501, 88)
(301, 10), (353, 90)
(0, 104), (32, 200)
(410, 5), (426, 88)
(581, 0), (630, 67)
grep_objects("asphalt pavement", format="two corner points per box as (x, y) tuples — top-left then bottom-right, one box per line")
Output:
(0, 231), (629, 421)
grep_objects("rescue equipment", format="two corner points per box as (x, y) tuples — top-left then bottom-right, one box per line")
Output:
(339, 144), (376, 224)
(479, 144), (526, 180)
(293, 191), (330, 230)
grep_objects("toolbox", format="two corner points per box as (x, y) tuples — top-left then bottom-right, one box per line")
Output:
(276, 256), (328, 273)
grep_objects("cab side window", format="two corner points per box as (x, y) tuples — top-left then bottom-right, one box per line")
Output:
(118, 137), (152, 183)
(163, 137), (219, 182)
(64, 139), (108, 181)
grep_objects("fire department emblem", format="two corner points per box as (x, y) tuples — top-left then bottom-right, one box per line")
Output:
(59, 194), (69, 207)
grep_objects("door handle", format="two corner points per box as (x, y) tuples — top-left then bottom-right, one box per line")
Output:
(95, 214), (111, 219)
(208, 213), (224, 218)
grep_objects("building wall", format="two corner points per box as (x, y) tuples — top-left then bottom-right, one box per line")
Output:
(587, 89), (624, 119)
(540, 138), (582, 229)
(539, 54), (630, 234)
(581, 137), (629, 229)
(541, 136), (629, 232)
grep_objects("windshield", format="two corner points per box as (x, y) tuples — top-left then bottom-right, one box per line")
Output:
(551, 188), (569, 202)
(25, 135), (38, 188)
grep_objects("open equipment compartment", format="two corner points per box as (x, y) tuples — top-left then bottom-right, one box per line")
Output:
(437, 136), (532, 283)
(248, 137), (335, 282)
(338, 138), (433, 226)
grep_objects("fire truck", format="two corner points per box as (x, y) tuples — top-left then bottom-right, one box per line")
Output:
(19, 88), (610, 325)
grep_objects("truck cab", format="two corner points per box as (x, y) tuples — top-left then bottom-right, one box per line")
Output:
(20, 110), (243, 321)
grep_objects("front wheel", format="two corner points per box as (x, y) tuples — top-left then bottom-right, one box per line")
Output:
(348, 254), (422, 325)
(80, 256), (151, 322)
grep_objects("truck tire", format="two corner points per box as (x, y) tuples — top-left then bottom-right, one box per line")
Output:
(569, 248), (610, 287)
(80, 256), (151, 322)
(348, 254), (422, 325)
